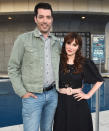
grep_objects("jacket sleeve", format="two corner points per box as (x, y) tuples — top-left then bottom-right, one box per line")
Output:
(83, 59), (104, 84)
(8, 35), (27, 97)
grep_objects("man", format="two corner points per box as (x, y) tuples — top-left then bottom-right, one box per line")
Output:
(8, 3), (61, 131)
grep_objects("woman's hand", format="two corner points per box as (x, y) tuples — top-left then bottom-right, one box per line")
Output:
(59, 88), (67, 94)
(74, 91), (91, 101)
(66, 88), (82, 95)
(71, 88), (82, 94)
(66, 88), (73, 95)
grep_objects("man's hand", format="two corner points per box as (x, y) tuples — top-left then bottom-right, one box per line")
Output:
(22, 92), (37, 99)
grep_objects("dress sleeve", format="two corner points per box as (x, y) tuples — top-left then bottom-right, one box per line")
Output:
(83, 59), (104, 84)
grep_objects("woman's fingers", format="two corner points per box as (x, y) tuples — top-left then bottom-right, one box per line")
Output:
(74, 92), (90, 100)
(77, 97), (84, 101)
(74, 92), (84, 100)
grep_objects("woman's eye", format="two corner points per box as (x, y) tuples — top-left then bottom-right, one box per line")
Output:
(67, 42), (71, 44)
(73, 44), (77, 46)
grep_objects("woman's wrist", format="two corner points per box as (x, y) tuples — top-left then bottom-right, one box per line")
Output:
(59, 88), (67, 94)
(87, 92), (92, 99)
(72, 88), (82, 94)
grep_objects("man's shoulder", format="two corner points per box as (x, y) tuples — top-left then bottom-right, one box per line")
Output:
(52, 35), (59, 41)
(51, 34), (62, 51)
(18, 30), (34, 40)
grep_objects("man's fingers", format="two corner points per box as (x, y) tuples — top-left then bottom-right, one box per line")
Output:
(31, 93), (37, 98)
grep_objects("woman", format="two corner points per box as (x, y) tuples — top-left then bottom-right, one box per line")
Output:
(53, 32), (103, 131)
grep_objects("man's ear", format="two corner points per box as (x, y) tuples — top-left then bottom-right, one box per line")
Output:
(51, 17), (53, 23)
(34, 16), (37, 24)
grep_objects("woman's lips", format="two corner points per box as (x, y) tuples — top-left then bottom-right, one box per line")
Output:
(67, 50), (72, 53)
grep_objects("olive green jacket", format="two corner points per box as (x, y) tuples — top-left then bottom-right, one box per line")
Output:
(8, 28), (61, 97)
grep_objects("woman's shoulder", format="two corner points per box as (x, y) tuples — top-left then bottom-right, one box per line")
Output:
(83, 58), (94, 65)
(83, 58), (100, 74)
(82, 58), (104, 84)
(82, 58), (98, 72)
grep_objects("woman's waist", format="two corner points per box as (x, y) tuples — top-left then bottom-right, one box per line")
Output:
(58, 87), (82, 95)
(59, 84), (82, 89)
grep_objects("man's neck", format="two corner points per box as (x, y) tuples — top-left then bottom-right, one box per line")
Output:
(37, 28), (50, 39)
(42, 33), (49, 39)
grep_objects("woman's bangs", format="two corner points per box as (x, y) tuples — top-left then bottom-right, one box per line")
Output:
(66, 38), (74, 44)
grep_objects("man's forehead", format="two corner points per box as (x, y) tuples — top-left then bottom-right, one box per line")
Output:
(37, 8), (52, 15)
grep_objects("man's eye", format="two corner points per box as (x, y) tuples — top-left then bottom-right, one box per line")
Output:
(39, 16), (43, 19)
(48, 16), (51, 19)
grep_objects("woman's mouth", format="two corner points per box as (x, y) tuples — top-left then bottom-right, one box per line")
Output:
(67, 50), (72, 53)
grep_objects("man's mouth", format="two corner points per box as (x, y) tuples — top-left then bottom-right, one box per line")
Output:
(42, 24), (48, 28)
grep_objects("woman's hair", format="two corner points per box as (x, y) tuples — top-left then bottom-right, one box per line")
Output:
(60, 32), (85, 73)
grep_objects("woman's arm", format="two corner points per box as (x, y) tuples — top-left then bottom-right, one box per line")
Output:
(74, 81), (103, 101)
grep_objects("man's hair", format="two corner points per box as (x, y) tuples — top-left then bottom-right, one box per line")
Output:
(34, 2), (53, 17)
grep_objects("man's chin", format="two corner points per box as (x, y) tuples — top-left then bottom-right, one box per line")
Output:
(41, 29), (49, 34)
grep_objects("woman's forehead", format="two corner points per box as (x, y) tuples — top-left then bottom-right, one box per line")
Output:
(66, 38), (77, 44)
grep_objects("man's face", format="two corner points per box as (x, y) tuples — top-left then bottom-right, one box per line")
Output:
(34, 8), (53, 34)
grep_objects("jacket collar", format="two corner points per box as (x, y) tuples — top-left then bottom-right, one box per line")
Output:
(33, 27), (58, 41)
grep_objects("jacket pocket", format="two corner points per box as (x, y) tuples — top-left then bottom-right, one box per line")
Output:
(23, 46), (39, 64)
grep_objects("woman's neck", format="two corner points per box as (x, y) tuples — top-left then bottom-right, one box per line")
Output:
(67, 55), (75, 64)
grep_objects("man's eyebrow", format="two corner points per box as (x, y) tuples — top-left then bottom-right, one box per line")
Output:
(38, 15), (44, 16)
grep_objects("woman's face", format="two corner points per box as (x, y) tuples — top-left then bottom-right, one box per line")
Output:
(65, 39), (79, 57)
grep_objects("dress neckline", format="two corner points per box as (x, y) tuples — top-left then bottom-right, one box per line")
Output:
(67, 64), (74, 67)
(67, 63), (74, 66)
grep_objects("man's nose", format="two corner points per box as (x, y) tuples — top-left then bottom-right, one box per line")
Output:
(43, 17), (47, 23)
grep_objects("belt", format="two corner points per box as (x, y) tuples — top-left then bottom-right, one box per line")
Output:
(43, 82), (56, 92)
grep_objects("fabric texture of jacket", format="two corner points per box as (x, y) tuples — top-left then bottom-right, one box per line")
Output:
(8, 28), (61, 97)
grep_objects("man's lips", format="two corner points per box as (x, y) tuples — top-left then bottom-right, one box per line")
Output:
(41, 24), (48, 28)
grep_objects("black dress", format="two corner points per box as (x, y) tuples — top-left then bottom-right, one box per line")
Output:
(53, 59), (103, 131)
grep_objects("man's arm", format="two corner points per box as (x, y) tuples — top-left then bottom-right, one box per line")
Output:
(8, 36), (27, 97)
